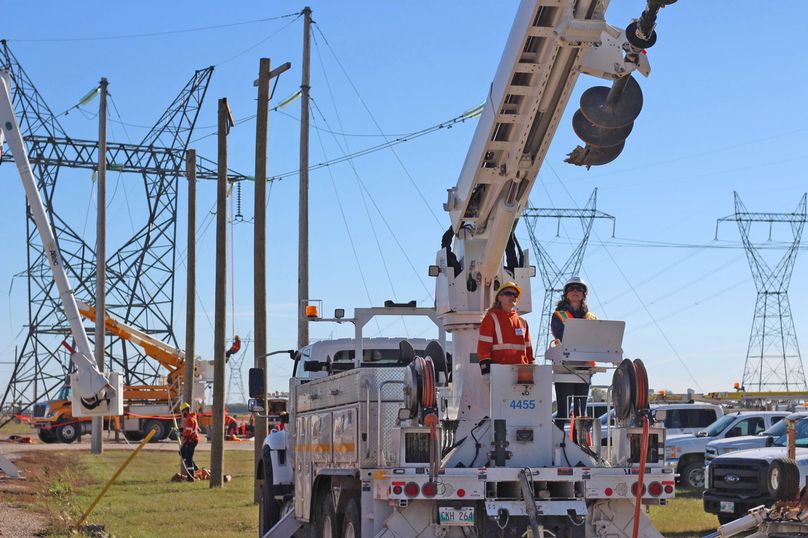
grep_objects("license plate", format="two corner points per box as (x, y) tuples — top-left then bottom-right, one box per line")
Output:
(720, 501), (735, 513)
(438, 506), (475, 526)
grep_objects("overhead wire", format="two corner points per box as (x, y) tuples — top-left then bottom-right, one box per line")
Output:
(309, 100), (383, 337)
(7, 12), (301, 43)
(544, 161), (704, 391)
(311, 37), (409, 336)
(312, 24), (444, 229)
(213, 13), (303, 67)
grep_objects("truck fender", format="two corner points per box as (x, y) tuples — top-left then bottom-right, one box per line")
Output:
(267, 430), (293, 486)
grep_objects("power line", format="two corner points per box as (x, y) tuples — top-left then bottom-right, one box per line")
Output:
(7, 12), (301, 43)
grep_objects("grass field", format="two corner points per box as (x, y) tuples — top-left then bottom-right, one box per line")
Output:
(0, 419), (36, 436)
(38, 449), (258, 538)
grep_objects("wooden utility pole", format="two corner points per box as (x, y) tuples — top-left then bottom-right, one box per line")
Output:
(211, 98), (234, 488)
(298, 6), (312, 350)
(253, 58), (271, 503)
(183, 149), (196, 407)
(91, 77), (108, 455)
(253, 57), (291, 503)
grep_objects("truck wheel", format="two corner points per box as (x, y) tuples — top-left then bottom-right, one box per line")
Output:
(145, 420), (168, 442)
(316, 491), (338, 538)
(259, 462), (281, 536)
(341, 497), (361, 538)
(768, 457), (800, 500)
(56, 421), (79, 444)
(38, 429), (57, 444)
(123, 430), (145, 442)
(681, 460), (705, 489)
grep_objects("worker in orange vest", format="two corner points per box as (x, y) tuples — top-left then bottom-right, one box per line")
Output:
(179, 402), (200, 481)
(551, 276), (597, 433)
(477, 281), (534, 382)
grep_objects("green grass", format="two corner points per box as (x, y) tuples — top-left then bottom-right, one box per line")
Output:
(61, 449), (257, 538)
(648, 487), (721, 537)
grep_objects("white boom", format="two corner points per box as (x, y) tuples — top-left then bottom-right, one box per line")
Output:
(0, 71), (122, 417)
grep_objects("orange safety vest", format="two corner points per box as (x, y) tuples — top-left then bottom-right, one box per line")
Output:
(477, 309), (534, 370)
(182, 413), (200, 443)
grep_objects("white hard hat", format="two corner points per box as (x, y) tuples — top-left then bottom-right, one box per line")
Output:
(563, 276), (588, 294)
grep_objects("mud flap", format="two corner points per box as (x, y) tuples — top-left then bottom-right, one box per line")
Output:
(589, 499), (663, 538)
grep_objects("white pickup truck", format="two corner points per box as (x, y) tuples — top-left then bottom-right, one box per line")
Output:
(704, 416), (808, 523)
(666, 411), (788, 488)
(705, 412), (808, 465)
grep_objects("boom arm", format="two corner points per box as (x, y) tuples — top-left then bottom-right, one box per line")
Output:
(76, 300), (185, 374)
(0, 71), (122, 416)
(435, 0), (673, 437)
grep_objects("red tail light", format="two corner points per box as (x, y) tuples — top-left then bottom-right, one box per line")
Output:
(631, 482), (646, 496)
(422, 482), (437, 498)
(648, 481), (662, 497)
(404, 482), (419, 498)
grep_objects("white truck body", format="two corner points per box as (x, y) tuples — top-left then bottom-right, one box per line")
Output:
(705, 412), (808, 466)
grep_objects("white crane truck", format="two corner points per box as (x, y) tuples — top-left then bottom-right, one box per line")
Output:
(0, 71), (123, 419)
(252, 1), (679, 537)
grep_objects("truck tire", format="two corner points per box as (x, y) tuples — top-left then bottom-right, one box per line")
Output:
(316, 491), (338, 538)
(259, 462), (281, 536)
(341, 497), (361, 538)
(681, 459), (705, 489)
(38, 429), (57, 444)
(56, 421), (80, 444)
(123, 430), (145, 442)
(144, 419), (168, 442)
(767, 457), (800, 500)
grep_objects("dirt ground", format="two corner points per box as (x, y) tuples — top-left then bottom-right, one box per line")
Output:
(0, 433), (254, 536)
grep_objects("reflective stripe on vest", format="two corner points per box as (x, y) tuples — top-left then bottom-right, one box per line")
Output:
(491, 313), (504, 344)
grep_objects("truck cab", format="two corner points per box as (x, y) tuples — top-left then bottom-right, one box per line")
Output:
(705, 412), (808, 465)
(665, 410), (787, 488)
(704, 415), (808, 523)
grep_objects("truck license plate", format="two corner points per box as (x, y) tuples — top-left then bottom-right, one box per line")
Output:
(438, 506), (475, 526)
(720, 501), (735, 513)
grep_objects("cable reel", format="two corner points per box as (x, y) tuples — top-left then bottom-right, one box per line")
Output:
(402, 355), (437, 423)
(612, 358), (651, 421)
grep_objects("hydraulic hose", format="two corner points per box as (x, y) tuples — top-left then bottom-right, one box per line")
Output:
(632, 415), (650, 538)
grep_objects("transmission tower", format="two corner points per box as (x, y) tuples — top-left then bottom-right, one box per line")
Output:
(0, 41), (245, 421)
(716, 192), (808, 392)
(522, 189), (615, 353)
(226, 336), (249, 405)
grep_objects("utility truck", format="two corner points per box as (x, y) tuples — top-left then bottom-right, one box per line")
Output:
(30, 301), (210, 443)
(251, 1), (681, 537)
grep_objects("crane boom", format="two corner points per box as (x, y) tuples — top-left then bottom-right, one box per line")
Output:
(0, 71), (122, 417)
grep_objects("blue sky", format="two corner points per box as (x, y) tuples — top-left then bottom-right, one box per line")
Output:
(1, 1), (807, 397)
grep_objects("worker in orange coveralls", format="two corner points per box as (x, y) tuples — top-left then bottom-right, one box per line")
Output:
(179, 402), (199, 481)
(225, 335), (241, 360)
(477, 281), (534, 382)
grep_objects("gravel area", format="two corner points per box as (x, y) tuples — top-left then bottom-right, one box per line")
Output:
(0, 501), (47, 537)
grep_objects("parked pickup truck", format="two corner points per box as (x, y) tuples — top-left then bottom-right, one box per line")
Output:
(703, 416), (808, 523)
(705, 412), (807, 466)
(666, 411), (788, 488)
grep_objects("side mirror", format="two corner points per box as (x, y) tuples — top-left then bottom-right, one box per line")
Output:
(249, 368), (265, 398)
(248, 398), (265, 413)
(303, 361), (327, 372)
(766, 436), (774, 447)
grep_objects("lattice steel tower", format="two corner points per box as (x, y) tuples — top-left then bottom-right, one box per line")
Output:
(522, 189), (614, 353)
(0, 41), (242, 421)
(716, 192), (808, 391)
